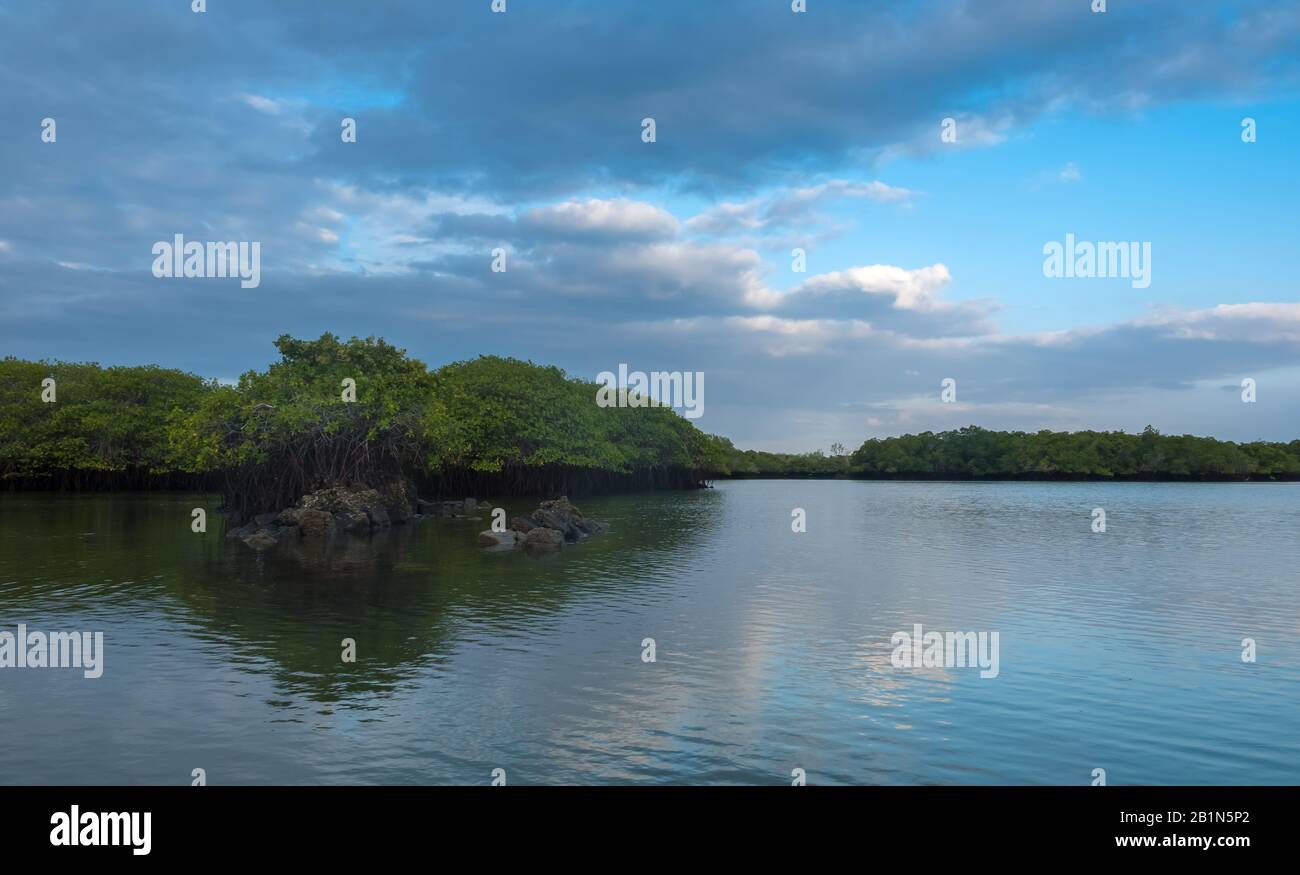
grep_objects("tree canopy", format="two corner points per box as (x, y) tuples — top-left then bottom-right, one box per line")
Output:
(0, 356), (212, 485)
(3, 340), (1297, 504)
(707, 425), (1300, 480)
(846, 425), (1300, 480)
(2, 335), (725, 508)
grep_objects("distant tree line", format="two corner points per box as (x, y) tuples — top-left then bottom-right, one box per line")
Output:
(3, 338), (1297, 511)
(707, 439), (855, 478)
(712, 425), (1300, 481)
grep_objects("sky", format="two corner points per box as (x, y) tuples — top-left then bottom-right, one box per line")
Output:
(1, 0), (1297, 452)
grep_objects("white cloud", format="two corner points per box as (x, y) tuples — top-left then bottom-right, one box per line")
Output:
(795, 264), (954, 312)
(686, 179), (915, 237)
(521, 198), (679, 239)
(601, 240), (771, 307)
(1138, 302), (1300, 342)
(239, 94), (287, 115)
(880, 111), (1016, 163)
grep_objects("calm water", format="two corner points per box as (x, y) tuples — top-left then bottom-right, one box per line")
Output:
(1, 481), (1297, 785)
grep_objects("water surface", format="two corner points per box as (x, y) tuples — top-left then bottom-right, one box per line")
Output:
(1, 481), (1296, 784)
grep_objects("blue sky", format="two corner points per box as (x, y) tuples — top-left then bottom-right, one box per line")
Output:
(1, 0), (1297, 450)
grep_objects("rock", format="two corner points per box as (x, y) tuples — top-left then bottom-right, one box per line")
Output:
(452, 496), (607, 549)
(478, 529), (520, 549)
(519, 496), (606, 543)
(477, 500), (493, 511)
(577, 517), (607, 535)
(540, 496), (578, 514)
(416, 499), (438, 515)
(301, 485), (383, 521)
(243, 531), (278, 550)
(378, 478), (418, 524)
(532, 507), (577, 540)
(335, 509), (370, 533)
(524, 527), (565, 551)
(297, 508), (337, 539)
(230, 480), (430, 551)
(290, 483), (416, 531)
(462, 498), (478, 514)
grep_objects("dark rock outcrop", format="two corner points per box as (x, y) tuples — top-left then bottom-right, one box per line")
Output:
(244, 531), (278, 551)
(532, 497), (606, 542)
(423, 499), (482, 518)
(335, 509), (370, 533)
(229, 479), (427, 550)
(379, 480), (419, 523)
(524, 527), (565, 552)
(226, 520), (295, 549)
(478, 529), (521, 549)
(480, 496), (606, 553)
(296, 508), (336, 539)
(232, 487), (606, 554)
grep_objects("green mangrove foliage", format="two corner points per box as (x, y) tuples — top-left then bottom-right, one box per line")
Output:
(426, 355), (722, 495)
(704, 426), (1300, 481)
(2, 335), (724, 507)
(708, 436), (854, 478)
(4, 339), (1298, 500)
(846, 426), (1300, 480)
(0, 356), (213, 488)
(168, 334), (438, 515)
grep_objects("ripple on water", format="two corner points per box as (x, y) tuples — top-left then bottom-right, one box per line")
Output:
(0, 483), (1297, 784)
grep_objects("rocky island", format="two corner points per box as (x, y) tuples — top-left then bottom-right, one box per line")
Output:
(225, 481), (605, 554)
(477, 496), (607, 553)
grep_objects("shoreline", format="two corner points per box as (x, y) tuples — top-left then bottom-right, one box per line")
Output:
(3, 473), (1298, 500)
